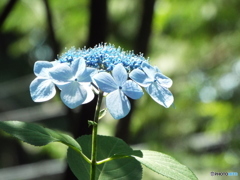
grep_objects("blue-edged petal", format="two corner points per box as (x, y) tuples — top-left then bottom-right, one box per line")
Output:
(49, 64), (73, 85)
(112, 64), (128, 86)
(141, 62), (156, 80)
(34, 61), (53, 77)
(71, 58), (86, 77)
(55, 83), (71, 91)
(78, 67), (97, 82)
(129, 69), (152, 87)
(106, 90), (130, 120)
(30, 78), (56, 102)
(81, 83), (95, 104)
(145, 82), (174, 108)
(154, 66), (161, 73)
(122, 80), (143, 99)
(60, 81), (87, 109)
(155, 73), (173, 88)
(51, 60), (61, 66)
(93, 72), (118, 92)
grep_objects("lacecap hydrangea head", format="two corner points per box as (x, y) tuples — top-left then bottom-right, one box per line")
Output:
(30, 43), (174, 119)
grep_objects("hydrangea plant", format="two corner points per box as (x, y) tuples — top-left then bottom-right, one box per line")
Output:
(0, 44), (197, 180)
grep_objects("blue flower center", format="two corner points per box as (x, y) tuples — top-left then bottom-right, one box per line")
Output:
(119, 86), (122, 90)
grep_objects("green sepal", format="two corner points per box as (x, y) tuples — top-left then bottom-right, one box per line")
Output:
(88, 120), (98, 127)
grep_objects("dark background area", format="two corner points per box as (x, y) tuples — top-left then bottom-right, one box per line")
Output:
(0, 0), (240, 179)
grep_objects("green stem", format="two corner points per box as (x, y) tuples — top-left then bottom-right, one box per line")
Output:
(90, 91), (104, 180)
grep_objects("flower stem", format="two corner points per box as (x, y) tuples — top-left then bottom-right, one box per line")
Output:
(90, 91), (104, 180)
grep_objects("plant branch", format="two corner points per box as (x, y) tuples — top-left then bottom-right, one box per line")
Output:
(43, 0), (60, 55)
(0, 0), (18, 29)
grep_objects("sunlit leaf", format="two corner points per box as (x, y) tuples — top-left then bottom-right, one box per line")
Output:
(0, 121), (81, 151)
(67, 135), (142, 180)
(132, 150), (198, 180)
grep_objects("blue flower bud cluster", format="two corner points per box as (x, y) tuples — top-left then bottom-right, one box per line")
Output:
(30, 43), (174, 119)
(58, 44), (148, 72)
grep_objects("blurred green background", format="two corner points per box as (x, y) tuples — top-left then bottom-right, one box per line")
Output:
(0, 0), (239, 179)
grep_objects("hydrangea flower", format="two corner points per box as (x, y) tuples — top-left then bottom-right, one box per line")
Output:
(129, 62), (174, 107)
(49, 57), (96, 109)
(30, 61), (56, 102)
(93, 64), (143, 119)
(30, 43), (174, 119)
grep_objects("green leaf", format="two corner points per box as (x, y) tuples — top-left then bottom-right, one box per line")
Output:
(0, 121), (81, 151)
(67, 135), (142, 180)
(132, 150), (198, 180)
(98, 108), (106, 120)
